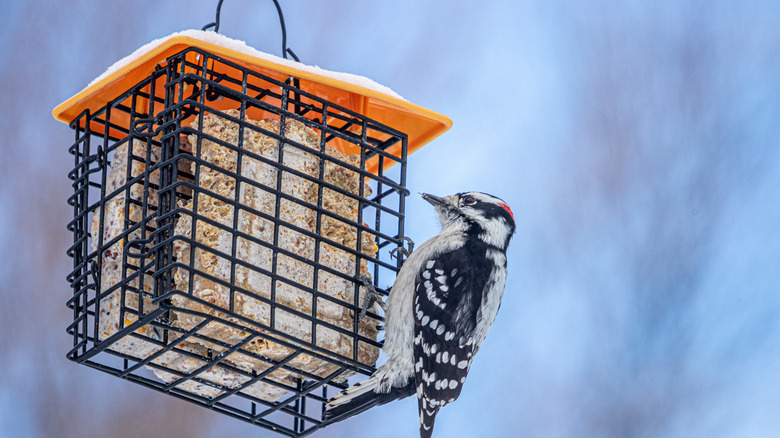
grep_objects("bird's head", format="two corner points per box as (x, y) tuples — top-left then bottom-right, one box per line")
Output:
(422, 192), (515, 250)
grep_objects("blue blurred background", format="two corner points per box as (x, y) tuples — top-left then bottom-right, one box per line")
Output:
(2, 1), (779, 437)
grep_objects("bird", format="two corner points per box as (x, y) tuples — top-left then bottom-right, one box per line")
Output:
(323, 191), (515, 438)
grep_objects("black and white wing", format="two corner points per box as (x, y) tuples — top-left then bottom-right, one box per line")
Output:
(412, 245), (492, 437)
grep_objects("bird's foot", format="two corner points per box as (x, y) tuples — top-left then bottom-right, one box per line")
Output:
(390, 236), (415, 262)
(357, 274), (386, 320)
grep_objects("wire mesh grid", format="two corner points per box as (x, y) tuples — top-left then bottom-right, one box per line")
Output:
(66, 47), (408, 437)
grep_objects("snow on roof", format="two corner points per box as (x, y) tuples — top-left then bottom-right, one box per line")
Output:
(86, 29), (404, 100)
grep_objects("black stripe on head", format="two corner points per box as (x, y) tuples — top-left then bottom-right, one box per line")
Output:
(458, 192), (515, 225)
(479, 201), (515, 227)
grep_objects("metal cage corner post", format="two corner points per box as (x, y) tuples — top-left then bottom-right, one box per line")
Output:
(65, 47), (409, 437)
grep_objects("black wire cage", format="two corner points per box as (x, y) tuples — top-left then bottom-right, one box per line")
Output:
(57, 34), (450, 437)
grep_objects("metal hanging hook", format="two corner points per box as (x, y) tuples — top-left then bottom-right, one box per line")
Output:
(201, 0), (224, 32)
(271, 0), (300, 61)
(201, 0), (300, 62)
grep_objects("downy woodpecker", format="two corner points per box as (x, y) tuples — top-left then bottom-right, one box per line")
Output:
(323, 192), (515, 438)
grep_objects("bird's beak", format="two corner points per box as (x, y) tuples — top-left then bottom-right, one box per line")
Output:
(421, 193), (448, 208)
(422, 193), (459, 214)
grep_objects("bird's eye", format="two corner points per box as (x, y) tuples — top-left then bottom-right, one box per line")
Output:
(461, 195), (477, 206)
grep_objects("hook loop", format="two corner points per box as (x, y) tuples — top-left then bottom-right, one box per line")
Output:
(201, 0), (300, 62)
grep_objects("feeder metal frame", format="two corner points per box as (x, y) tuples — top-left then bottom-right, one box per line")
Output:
(66, 46), (411, 437)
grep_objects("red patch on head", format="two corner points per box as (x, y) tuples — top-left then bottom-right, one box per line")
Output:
(498, 202), (514, 220)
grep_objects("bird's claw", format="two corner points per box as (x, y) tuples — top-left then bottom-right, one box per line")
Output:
(390, 236), (415, 262)
(357, 274), (385, 320)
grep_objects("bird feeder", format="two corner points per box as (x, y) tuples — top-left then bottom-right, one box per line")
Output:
(55, 30), (450, 437)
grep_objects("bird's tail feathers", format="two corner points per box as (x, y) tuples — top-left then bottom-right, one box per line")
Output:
(322, 376), (414, 424)
(418, 397), (440, 438)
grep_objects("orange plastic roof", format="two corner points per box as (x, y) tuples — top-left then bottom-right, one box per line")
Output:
(52, 34), (451, 172)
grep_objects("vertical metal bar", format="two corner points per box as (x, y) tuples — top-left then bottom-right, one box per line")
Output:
(228, 68), (248, 315)
(187, 52), (207, 310)
(117, 92), (135, 334)
(397, 135), (408, 270)
(132, 85), (150, 320)
(352, 119), (369, 363)
(144, 63), (158, 300)
(310, 103), (329, 352)
(293, 379), (301, 433)
(157, 58), (179, 347)
(156, 57), (174, 306)
(300, 385), (308, 434)
(270, 79), (292, 332)
(373, 131), (385, 297)
(81, 120), (92, 355)
(320, 385), (328, 417)
(72, 112), (90, 356)
(91, 111), (110, 350)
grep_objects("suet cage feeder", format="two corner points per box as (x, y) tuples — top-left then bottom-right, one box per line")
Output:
(54, 32), (450, 437)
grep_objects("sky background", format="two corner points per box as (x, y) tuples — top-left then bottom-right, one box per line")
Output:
(1, 0), (780, 437)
